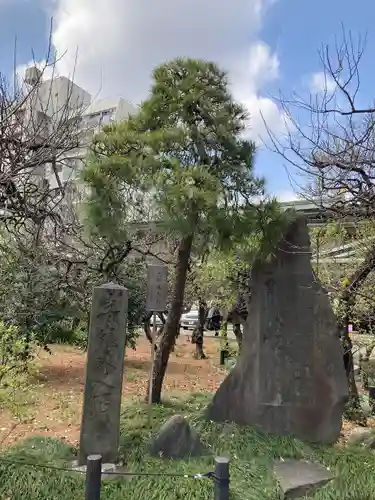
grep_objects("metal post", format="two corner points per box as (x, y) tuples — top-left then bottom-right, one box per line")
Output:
(219, 347), (229, 366)
(214, 456), (229, 500)
(85, 454), (102, 500)
(219, 350), (226, 365)
(148, 312), (157, 420)
(369, 386), (375, 415)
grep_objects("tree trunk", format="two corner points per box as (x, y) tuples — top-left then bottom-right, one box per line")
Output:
(143, 311), (165, 346)
(192, 298), (207, 359)
(221, 319), (228, 338)
(149, 234), (193, 403)
(343, 334), (358, 398)
(361, 344), (375, 390)
(340, 296), (358, 397)
(233, 323), (242, 352)
(143, 311), (153, 344)
(337, 244), (375, 420)
(230, 307), (243, 352)
(72, 317), (80, 331)
(339, 295), (366, 423)
(219, 319), (229, 353)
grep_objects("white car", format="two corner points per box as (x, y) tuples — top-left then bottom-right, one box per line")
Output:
(180, 309), (199, 330)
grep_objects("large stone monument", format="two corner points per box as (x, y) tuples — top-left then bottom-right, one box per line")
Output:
(206, 216), (348, 443)
(78, 283), (128, 465)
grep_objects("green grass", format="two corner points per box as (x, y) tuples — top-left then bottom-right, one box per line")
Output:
(0, 393), (375, 499)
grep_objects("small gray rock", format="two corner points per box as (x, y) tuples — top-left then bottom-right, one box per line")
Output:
(274, 459), (333, 499)
(347, 428), (373, 444)
(150, 415), (208, 459)
(347, 428), (375, 448)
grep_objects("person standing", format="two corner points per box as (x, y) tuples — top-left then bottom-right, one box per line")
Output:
(207, 305), (221, 336)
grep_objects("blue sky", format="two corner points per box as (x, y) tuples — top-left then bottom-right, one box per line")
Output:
(1, 0), (374, 200)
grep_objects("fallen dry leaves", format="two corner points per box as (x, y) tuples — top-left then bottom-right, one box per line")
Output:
(0, 335), (372, 448)
(0, 336), (226, 447)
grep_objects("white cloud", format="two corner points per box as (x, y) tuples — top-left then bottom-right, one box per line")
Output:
(234, 41), (280, 94)
(231, 41), (291, 145)
(309, 71), (336, 94)
(229, 41), (291, 144)
(35, 0), (287, 142)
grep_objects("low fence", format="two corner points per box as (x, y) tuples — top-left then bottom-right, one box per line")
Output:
(0, 454), (230, 500)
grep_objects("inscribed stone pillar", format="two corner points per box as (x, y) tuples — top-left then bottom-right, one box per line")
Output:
(205, 216), (348, 444)
(79, 283), (128, 465)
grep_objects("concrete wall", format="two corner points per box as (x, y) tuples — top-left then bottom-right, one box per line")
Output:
(33, 76), (91, 120)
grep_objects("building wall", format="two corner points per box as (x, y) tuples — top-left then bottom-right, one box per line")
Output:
(30, 85), (137, 191)
(33, 76), (91, 120)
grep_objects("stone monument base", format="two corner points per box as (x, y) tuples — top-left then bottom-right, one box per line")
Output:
(71, 460), (128, 481)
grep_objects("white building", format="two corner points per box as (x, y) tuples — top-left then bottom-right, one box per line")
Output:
(49, 96), (136, 191)
(21, 66), (136, 192)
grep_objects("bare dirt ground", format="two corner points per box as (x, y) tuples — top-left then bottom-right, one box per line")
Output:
(0, 334), (374, 449)
(0, 336), (226, 448)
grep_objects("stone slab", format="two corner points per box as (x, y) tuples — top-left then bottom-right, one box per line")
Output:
(274, 459), (333, 498)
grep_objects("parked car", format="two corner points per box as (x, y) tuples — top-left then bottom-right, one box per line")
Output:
(180, 309), (199, 330)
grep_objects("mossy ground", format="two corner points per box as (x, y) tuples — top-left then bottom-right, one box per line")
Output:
(1, 393), (375, 500)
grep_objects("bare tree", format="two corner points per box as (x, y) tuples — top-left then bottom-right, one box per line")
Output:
(267, 28), (375, 214)
(0, 34), (185, 357)
(0, 39), (147, 346)
(0, 44), (88, 232)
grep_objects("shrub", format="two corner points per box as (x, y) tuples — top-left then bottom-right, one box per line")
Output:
(0, 321), (37, 420)
(0, 321), (35, 384)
